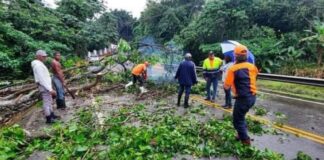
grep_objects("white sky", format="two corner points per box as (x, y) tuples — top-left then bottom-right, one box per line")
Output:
(43, 0), (147, 18)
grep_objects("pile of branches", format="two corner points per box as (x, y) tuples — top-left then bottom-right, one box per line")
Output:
(0, 53), (120, 125)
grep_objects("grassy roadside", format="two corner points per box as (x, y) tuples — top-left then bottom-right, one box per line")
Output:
(257, 80), (324, 102)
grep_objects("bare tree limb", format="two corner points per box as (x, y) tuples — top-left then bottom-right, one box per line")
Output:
(0, 90), (38, 108)
(0, 85), (37, 100)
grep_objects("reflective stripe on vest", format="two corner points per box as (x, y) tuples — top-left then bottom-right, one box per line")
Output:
(203, 58), (222, 74)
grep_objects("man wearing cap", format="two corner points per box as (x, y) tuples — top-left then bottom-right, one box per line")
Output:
(51, 51), (67, 109)
(175, 53), (198, 108)
(31, 50), (59, 124)
(224, 45), (258, 145)
(202, 51), (222, 102)
(125, 61), (149, 93)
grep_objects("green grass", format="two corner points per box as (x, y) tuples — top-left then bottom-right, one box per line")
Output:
(257, 80), (324, 102)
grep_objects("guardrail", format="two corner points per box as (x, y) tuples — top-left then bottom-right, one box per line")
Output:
(196, 67), (324, 87)
(257, 73), (324, 87)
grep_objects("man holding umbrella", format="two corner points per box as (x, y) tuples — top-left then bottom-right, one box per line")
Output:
(224, 45), (258, 145)
(220, 40), (255, 64)
(202, 51), (222, 102)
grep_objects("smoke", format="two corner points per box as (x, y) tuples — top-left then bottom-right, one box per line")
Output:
(138, 37), (183, 84)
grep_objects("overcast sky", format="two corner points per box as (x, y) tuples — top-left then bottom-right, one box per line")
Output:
(43, 0), (147, 18)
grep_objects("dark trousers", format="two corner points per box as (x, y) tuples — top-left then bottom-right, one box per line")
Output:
(178, 85), (192, 99)
(206, 77), (218, 100)
(132, 74), (144, 86)
(224, 88), (232, 106)
(233, 95), (256, 140)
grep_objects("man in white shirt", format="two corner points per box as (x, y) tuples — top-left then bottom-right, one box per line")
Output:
(220, 55), (234, 109)
(31, 50), (58, 124)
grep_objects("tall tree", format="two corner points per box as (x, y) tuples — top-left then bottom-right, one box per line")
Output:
(0, 0), (71, 77)
(250, 0), (319, 33)
(56, 0), (103, 22)
(176, 0), (251, 62)
(56, 0), (106, 55)
(111, 9), (136, 41)
(135, 0), (204, 43)
(82, 12), (119, 51)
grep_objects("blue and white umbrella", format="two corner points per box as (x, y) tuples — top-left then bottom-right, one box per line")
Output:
(220, 40), (255, 64)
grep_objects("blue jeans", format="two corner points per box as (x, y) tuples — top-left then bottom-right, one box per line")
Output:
(206, 77), (218, 100)
(224, 88), (232, 106)
(178, 85), (192, 98)
(52, 76), (65, 100)
(233, 95), (256, 140)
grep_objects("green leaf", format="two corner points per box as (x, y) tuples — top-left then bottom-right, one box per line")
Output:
(76, 146), (88, 152)
(69, 124), (78, 133)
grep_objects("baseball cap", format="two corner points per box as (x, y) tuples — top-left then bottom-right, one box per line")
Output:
(36, 50), (47, 56)
(234, 45), (248, 55)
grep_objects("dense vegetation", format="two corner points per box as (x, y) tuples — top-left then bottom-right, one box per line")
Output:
(0, 1), (321, 159)
(0, 0), (323, 79)
(0, 0), (133, 79)
(136, 0), (324, 75)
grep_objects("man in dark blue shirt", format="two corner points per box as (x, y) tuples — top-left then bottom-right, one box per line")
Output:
(175, 53), (198, 108)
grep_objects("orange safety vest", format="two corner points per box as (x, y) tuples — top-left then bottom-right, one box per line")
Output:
(132, 64), (147, 76)
(224, 62), (258, 97)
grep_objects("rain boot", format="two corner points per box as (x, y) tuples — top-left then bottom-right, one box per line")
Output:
(46, 116), (54, 124)
(61, 99), (67, 109)
(56, 99), (61, 109)
(56, 99), (65, 109)
(125, 82), (133, 89)
(51, 112), (60, 120)
(140, 86), (148, 93)
(177, 94), (182, 106)
(184, 96), (189, 108)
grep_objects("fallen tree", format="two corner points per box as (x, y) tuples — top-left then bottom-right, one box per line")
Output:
(0, 53), (117, 125)
(0, 90), (38, 109)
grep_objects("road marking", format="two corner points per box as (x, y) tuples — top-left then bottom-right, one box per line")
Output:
(191, 95), (324, 144)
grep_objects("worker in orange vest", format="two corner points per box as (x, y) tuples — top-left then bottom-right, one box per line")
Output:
(224, 45), (258, 145)
(125, 61), (149, 93)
